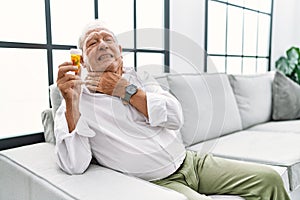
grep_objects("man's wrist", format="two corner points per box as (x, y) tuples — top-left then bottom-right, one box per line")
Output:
(122, 84), (138, 104)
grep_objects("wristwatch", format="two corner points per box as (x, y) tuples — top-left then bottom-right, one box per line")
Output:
(122, 84), (138, 104)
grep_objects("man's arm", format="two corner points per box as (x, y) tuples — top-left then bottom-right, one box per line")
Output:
(128, 89), (148, 118)
(54, 103), (94, 174)
(56, 62), (82, 132)
(55, 62), (93, 174)
(139, 72), (184, 130)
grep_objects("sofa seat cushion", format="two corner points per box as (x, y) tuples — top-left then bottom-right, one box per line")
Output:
(0, 143), (187, 200)
(188, 130), (300, 191)
(248, 120), (300, 133)
(0, 143), (247, 200)
(209, 195), (245, 199)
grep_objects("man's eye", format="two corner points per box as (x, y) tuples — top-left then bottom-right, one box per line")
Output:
(104, 37), (114, 42)
(88, 41), (97, 47)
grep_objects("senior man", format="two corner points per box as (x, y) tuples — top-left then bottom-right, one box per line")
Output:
(55, 20), (290, 200)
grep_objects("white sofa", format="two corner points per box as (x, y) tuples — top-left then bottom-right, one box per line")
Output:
(1, 71), (300, 200)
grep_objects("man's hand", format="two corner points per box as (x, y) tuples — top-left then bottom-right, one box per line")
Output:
(85, 71), (129, 98)
(57, 62), (83, 132)
(57, 62), (83, 102)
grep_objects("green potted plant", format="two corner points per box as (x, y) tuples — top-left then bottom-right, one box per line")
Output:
(275, 46), (300, 85)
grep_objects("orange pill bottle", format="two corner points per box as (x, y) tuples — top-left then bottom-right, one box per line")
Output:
(70, 48), (82, 75)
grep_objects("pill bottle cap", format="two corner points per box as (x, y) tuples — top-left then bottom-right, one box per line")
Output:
(70, 48), (82, 55)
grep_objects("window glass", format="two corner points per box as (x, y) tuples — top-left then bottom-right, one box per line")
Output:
(242, 58), (257, 74)
(243, 10), (258, 56)
(227, 5), (243, 55)
(0, 49), (48, 139)
(226, 57), (242, 74)
(51, 0), (94, 45)
(136, 0), (164, 49)
(257, 14), (270, 56)
(99, 0), (134, 49)
(207, 56), (226, 73)
(244, 0), (259, 10)
(52, 50), (71, 83)
(137, 53), (164, 75)
(122, 52), (135, 69)
(257, 58), (268, 73)
(259, 0), (272, 13)
(207, 1), (227, 54)
(227, 0), (243, 7)
(0, 0), (46, 43)
(206, 0), (273, 74)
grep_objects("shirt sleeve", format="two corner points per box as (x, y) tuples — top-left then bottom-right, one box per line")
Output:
(54, 101), (96, 174)
(138, 72), (184, 130)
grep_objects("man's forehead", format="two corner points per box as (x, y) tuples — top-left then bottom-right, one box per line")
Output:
(85, 28), (114, 38)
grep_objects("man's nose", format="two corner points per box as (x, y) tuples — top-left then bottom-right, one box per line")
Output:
(98, 39), (109, 50)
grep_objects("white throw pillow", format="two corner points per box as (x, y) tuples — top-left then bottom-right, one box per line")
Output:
(228, 72), (274, 129)
(167, 73), (242, 147)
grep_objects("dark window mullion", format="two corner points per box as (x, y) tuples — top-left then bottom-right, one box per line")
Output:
(225, 3), (229, 72)
(44, 0), (53, 108)
(133, 0), (137, 71)
(94, 0), (98, 19)
(0, 41), (47, 49)
(255, 11), (260, 72)
(268, 0), (274, 71)
(208, 53), (268, 59)
(204, 0), (209, 72)
(210, 0), (271, 16)
(164, 0), (170, 73)
(241, 8), (245, 74)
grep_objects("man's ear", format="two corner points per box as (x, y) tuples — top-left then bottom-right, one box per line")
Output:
(80, 54), (86, 68)
(119, 45), (122, 53)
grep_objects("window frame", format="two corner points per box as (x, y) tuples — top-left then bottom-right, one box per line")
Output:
(204, 0), (274, 74)
(0, 0), (170, 149)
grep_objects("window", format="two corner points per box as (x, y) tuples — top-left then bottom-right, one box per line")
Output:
(205, 0), (273, 74)
(0, 0), (169, 139)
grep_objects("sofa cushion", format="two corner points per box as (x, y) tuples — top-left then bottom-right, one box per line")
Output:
(41, 109), (55, 144)
(0, 143), (188, 200)
(248, 120), (300, 133)
(272, 71), (300, 120)
(50, 84), (63, 119)
(167, 73), (242, 147)
(153, 74), (170, 91)
(188, 130), (300, 191)
(228, 72), (274, 129)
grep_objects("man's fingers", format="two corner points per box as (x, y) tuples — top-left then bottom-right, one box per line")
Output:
(58, 80), (84, 92)
(87, 72), (104, 77)
(57, 64), (79, 80)
(86, 85), (99, 93)
(85, 80), (99, 87)
(57, 74), (80, 84)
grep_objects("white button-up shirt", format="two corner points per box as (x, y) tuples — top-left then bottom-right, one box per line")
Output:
(54, 68), (186, 181)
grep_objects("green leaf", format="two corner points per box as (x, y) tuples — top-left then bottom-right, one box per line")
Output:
(275, 46), (300, 85)
(295, 65), (300, 85)
(286, 47), (300, 65)
(275, 57), (292, 74)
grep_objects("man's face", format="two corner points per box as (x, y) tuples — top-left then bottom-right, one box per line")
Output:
(82, 28), (122, 72)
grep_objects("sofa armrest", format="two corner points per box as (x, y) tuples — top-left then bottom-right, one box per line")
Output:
(0, 143), (187, 200)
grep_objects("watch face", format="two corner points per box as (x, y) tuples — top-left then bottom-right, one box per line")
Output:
(127, 84), (137, 95)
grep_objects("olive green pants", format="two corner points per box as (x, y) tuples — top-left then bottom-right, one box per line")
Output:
(152, 151), (290, 200)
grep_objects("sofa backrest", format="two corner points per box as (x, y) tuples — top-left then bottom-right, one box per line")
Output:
(44, 72), (274, 147)
(155, 73), (242, 147)
(228, 72), (275, 129)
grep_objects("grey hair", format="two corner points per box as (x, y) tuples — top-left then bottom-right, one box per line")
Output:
(77, 19), (118, 50)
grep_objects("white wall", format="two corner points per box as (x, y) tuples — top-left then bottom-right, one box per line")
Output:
(170, 0), (206, 73)
(271, 0), (300, 69)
